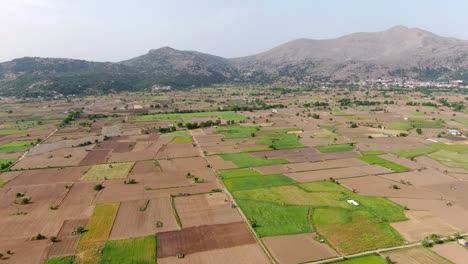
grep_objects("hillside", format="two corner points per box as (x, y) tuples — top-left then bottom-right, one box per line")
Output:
(1, 26), (468, 96)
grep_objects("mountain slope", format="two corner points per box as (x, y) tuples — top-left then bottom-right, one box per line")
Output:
(1, 26), (468, 96)
(233, 26), (468, 81)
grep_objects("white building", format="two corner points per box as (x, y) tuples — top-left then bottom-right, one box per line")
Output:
(347, 200), (359, 206)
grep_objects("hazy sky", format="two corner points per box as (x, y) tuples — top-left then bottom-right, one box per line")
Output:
(1, 0), (468, 62)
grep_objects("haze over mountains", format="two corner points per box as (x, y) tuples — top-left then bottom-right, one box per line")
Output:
(1, 26), (468, 96)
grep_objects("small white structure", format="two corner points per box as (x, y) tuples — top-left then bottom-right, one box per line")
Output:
(271, 109), (278, 114)
(347, 199), (359, 206)
(448, 129), (462, 136)
(459, 239), (468, 247)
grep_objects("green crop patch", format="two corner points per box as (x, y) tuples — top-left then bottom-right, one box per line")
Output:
(219, 153), (288, 168)
(44, 256), (74, 264)
(256, 133), (304, 150)
(330, 255), (387, 264)
(223, 174), (296, 191)
(81, 162), (134, 181)
(409, 119), (444, 129)
(0, 141), (35, 153)
(318, 143), (354, 153)
(358, 155), (409, 172)
(235, 198), (311, 237)
(101, 235), (156, 264)
(130, 111), (246, 122)
(393, 147), (435, 158)
(217, 168), (263, 179)
(429, 150), (468, 169)
(79, 203), (120, 244)
(385, 121), (413, 131)
(171, 136), (193, 144)
(215, 125), (259, 138)
(0, 129), (25, 135)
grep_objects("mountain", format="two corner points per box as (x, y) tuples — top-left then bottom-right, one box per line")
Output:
(1, 26), (468, 96)
(233, 26), (468, 81)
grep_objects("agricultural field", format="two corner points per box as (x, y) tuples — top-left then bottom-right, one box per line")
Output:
(81, 162), (134, 180)
(0, 86), (466, 264)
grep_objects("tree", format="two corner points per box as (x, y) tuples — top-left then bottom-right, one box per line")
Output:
(416, 128), (423, 135)
(94, 184), (104, 191)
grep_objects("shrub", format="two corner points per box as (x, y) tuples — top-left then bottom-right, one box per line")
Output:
(50, 236), (58, 242)
(33, 233), (46, 240)
(20, 197), (31, 204)
(422, 239), (433, 247)
(94, 184), (104, 191)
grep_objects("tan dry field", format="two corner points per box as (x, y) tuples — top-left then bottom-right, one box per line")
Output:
(381, 247), (452, 264)
(5, 167), (88, 187)
(380, 169), (458, 187)
(356, 136), (429, 152)
(254, 158), (367, 175)
(157, 244), (269, 264)
(13, 146), (90, 169)
(174, 193), (242, 227)
(424, 181), (468, 211)
(155, 142), (201, 159)
(144, 182), (219, 200)
(340, 175), (442, 199)
(263, 233), (338, 264)
(415, 155), (468, 174)
(431, 242), (468, 264)
(206, 155), (237, 170)
(286, 165), (391, 183)
(390, 210), (459, 242)
(57, 181), (98, 220)
(109, 197), (179, 240)
(157, 222), (255, 258)
(158, 157), (217, 181)
(390, 198), (468, 231)
(0, 239), (50, 264)
(0, 183), (71, 239)
(95, 179), (145, 203)
(48, 219), (89, 258)
(29, 135), (102, 156)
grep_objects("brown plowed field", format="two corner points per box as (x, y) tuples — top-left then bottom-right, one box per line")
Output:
(158, 244), (269, 264)
(109, 197), (179, 240)
(175, 193), (242, 227)
(340, 176), (442, 199)
(5, 167), (88, 187)
(250, 149), (359, 163)
(390, 211), (459, 242)
(95, 180), (145, 203)
(380, 169), (458, 187)
(263, 233), (338, 264)
(378, 153), (424, 170)
(157, 222), (254, 258)
(432, 242), (468, 264)
(254, 158), (367, 175)
(206, 156), (237, 170)
(79, 149), (111, 165)
(13, 147), (90, 169)
(0, 239), (50, 264)
(48, 219), (89, 258)
(286, 165), (390, 183)
(58, 182), (98, 220)
(155, 143), (200, 159)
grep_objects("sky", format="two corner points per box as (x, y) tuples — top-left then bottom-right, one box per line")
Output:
(1, 0), (468, 62)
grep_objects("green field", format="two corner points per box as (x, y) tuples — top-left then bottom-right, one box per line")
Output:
(358, 154), (409, 172)
(79, 203), (120, 244)
(231, 180), (406, 253)
(429, 150), (468, 169)
(44, 256), (74, 264)
(0, 129), (25, 135)
(82, 162), (134, 181)
(385, 121), (414, 131)
(101, 236), (156, 264)
(319, 125), (337, 132)
(394, 143), (468, 169)
(393, 147), (435, 158)
(171, 135), (193, 144)
(223, 173), (296, 191)
(330, 255), (387, 264)
(256, 133), (304, 150)
(318, 143), (354, 153)
(219, 153), (288, 168)
(214, 125), (259, 138)
(0, 158), (16, 169)
(235, 198), (311, 237)
(130, 111), (246, 122)
(75, 242), (105, 264)
(0, 141), (35, 153)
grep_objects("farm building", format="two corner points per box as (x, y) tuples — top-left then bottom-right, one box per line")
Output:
(448, 129), (463, 136)
(347, 200), (359, 206)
